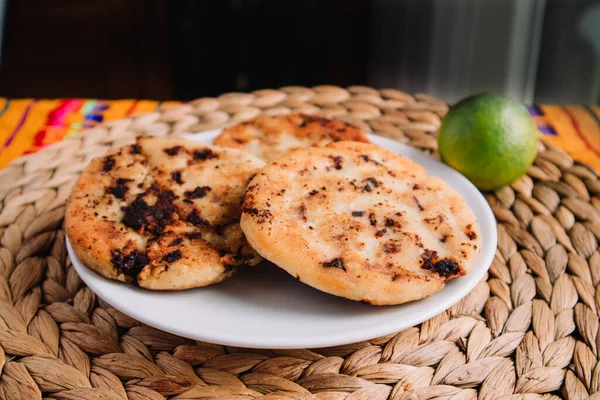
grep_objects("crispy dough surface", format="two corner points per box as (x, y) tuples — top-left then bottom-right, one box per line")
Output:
(65, 137), (265, 290)
(213, 114), (370, 162)
(240, 141), (482, 305)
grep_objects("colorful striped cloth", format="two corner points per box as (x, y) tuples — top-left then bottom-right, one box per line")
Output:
(0, 98), (599, 171)
(0, 99), (179, 168)
(529, 105), (600, 171)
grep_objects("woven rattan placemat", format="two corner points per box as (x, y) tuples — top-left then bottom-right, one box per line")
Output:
(0, 86), (597, 399)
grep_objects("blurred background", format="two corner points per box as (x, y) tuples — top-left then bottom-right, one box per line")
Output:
(0, 0), (597, 104)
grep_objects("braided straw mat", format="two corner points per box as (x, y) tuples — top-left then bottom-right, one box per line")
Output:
(0, 85), (598, 400)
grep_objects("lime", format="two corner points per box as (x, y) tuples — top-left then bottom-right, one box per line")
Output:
(437, 93), (538, 191)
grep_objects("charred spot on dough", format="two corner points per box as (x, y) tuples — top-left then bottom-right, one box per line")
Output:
(375, 229), (387, 238)
(432, 258), (460, 277)
(424, 215), (444, 225)
(420, 249), (438, 270)
(107, 178), (133, 199)
(130, 144), (141, 154)
(164, 249), (182, 263)
(465, 224), (478, 240)
(391, 274), (399, 281)
(107, 185), (128, 199)
(171, 171), (183, 185)
(193, 148), (218, 161)
(163, 146), (182, 156)
(309, 190), (319, 196)
(242, 193), (258, 212)
(245, 184), (258, 196)
(321, 258), (346, 271)
(385, 218), (400, 228)
(365, 177), (378, 187)
(116, 178), (132, 185)
(352, 211), (364, 217)
(111, 249), (149, 278)
(420, 249), (461, 277)
(383, 241), (401, 253)
(185, 186), (212, 199)
(242, 206), (259, 216)
(298, 204), (307, 222)
(185, 232), (202, 240)
(328, 155), (343, 170)
(103, 156), (116, 172)
(169, 238), (183, 247)
(121, 190), (177, 236)
(440, 234), (451, 243)
(187, 210), (211, 227)
(352, 179), (374, 193)
(413, 196), (424, 211)
(369, 213), (377, 226)
(243, 206), (272, 224)
(360, 154), (381, 166)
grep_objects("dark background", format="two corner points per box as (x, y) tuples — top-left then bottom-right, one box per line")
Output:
(0, 0), (597, 103)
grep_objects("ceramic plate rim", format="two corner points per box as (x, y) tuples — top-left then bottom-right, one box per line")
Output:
(67, 130), (497, 348)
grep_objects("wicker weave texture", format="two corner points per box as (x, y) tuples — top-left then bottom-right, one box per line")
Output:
(0, 86), (597, 399)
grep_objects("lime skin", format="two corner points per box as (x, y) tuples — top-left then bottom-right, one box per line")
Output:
(438, 93), (538, 191)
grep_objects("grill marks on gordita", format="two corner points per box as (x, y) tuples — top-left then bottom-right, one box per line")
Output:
(109, 143), (223, 275)
(68, 137), (267, 291)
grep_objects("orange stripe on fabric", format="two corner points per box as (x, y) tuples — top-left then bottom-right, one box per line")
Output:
(564, 106), (600, 152)
(101, 100), (169, 119)
(0, 99), (32, 150)
(102, 100), (137, 121)
(0, 100), (63, 168)
(539, 105), (600, 171)
(0, 99), (169, 167)
(562, 106), (600, 159)
(135, 100), (163, 114)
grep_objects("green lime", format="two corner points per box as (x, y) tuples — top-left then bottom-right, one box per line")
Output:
(438, 93), (538, 191)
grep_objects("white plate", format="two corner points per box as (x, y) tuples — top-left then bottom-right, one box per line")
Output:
(67, 130), (497, 349)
